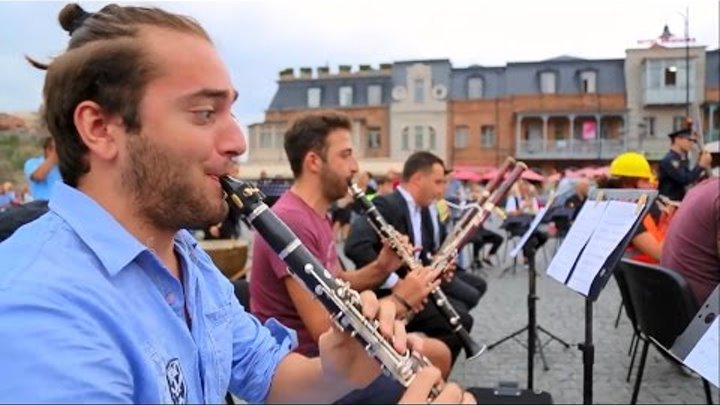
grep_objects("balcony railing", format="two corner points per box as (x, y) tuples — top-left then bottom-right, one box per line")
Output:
(516, 138), (625, 160)
(643, 87), (695, 106)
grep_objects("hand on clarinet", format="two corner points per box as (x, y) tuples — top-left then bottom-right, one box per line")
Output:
(399, 367), (476, 404)
(318, 290), (407, 390)
(375, 231), (412, 275)
(392, 266), (442, 314)
(441, 257), (457, 283)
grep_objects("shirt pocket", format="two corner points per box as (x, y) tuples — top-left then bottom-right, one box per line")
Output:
(205, 301), (233, 397)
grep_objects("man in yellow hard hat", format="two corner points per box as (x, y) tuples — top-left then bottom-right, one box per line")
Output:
(603, 152), (667, 263)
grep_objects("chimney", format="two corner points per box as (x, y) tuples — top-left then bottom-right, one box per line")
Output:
(299, 67), (313, 79)
(317, 66), (330, 78)
(338, 65), (352, 75)
(358, 64), (373, 74)
(279, 68), (294, 80)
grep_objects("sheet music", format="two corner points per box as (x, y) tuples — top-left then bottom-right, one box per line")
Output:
(546, 201), (608, 285)
(567, 200), (641, 295)
(509, 205), (549, 258)
(682, 316), (719, 387)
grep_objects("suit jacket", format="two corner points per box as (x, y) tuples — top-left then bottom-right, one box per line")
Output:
(345, 189), (429, 278)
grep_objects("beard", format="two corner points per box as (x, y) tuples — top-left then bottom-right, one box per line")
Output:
(319, 164), (350, 202)
(121, 134), (227, 232)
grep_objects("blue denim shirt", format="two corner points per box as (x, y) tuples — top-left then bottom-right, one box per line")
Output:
(0, 183), (297, 403)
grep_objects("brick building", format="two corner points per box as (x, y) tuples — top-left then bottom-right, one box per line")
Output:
(242, 39), (719, 178)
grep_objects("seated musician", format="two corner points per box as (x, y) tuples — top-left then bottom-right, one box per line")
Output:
(661, 178), (719, 305)
(250, 113), (454, 402)
(599, 152), (668, 263)
(345, 151), (479, 364)
(0, 4), (475, 404)
(503, 180), (548, 254)
(466, 182), (503, 268)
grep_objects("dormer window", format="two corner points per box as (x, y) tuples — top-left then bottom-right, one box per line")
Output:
(339, 86), (353, 107)
(307, 87), (321, 108)
(540, 72), (556, 94)
(467, 77), (483, 99)
(580, 71), (596, 93)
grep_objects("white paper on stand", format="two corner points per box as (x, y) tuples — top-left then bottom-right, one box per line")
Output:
(546, 201), (608, 285)
(682, 317), (719, 387)
(567, 200), (641, 295)
(509, 205), (549, 258)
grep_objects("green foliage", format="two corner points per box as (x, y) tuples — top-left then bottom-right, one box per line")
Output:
(0, 130), (44, 184)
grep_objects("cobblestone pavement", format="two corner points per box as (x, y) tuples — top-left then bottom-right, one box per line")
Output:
(447, 238), (719, 404)
(245, 216), (719, 405)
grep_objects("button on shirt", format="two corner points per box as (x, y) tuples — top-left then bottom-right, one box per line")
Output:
(0, 183), (296, 403)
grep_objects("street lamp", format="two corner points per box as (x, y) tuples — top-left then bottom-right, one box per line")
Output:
(677, 8), (690, 118)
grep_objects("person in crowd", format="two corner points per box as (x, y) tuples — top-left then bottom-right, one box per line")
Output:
(466, 182), (503, 268)
(0, 4), (470, 404)
(564, 177), (590, 220)
(658, 125), (711, 201)
(600, 152), (666, 263)
(250, 114), (456, 398)
(345, 151), (477, 365)
(503, 179), (548, 254)
(23, 136), (62, 201)
(661, 178), (719, 305)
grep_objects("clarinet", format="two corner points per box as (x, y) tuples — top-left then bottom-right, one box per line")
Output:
(219, 176), (440, 398)
(349, 183), (486, 361)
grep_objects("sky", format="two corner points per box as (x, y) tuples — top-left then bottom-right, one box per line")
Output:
(0, 0), (718, 129)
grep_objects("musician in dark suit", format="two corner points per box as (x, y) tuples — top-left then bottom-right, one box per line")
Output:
(345, 151), (477, 363)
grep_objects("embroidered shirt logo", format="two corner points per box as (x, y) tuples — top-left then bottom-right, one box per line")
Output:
(165, 358), (187, 405)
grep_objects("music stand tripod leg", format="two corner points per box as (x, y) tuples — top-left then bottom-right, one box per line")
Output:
(537, 325), (572, 348)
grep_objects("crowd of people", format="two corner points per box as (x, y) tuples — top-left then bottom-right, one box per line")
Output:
(0, 2), (717, 404)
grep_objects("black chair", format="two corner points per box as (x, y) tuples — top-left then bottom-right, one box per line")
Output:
(613, 265), (647, 383)
(619, 259), (714, 405)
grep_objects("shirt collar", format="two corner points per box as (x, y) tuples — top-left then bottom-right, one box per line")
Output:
(397, 186), (420, 214)
(49, 183), (166, 277)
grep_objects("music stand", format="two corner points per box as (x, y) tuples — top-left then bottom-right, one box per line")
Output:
(546, 189), (657, 405)
(487, 203), (571, 391)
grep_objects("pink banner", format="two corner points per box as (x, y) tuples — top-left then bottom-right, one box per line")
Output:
(582, 121), (596, 140)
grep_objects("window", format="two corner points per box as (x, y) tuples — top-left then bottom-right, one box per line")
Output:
(367, 128), (381, 149)
(673, 116), (686, 131)
(367, 85), (382, 105)
(481, 125), (495, 148)
(428, 127), (436, 149)
(402, 127), (410, 150)
(540, 72), (556, 94)
(467, 77), (483, 99)
(580, 71), (596, 94)
(339, 86), (353, 107)
(260, 128), (272, 148)
(414, 126), (424, 149)
(273, 132), (283, 148)
(642, 117), (656, 137)
(307, 87), (321, 108)
(664, 66), (677, 86)
(454, 126), (469, 148)
(414, 79), (425, 103)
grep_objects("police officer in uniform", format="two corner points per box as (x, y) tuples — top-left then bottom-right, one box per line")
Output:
(658, 126), (711, 201)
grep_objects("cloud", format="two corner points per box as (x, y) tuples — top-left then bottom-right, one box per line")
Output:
(1, 0), (717, 125)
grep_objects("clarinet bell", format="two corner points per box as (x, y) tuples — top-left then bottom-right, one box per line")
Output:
(458, 328), (486, 361)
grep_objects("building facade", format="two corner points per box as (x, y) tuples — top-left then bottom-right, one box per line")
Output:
(243, 38), (719, 178)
